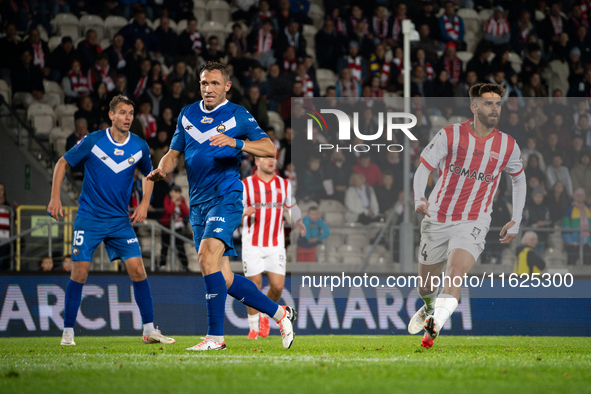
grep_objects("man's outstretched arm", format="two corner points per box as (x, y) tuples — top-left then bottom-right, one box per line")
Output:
(147, 149), (181, 181)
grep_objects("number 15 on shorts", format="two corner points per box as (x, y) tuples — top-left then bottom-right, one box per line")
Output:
(73, 230), (85, 246)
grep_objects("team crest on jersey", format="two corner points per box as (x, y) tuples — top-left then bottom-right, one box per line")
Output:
(114, 148), (124, 156)
(216, 124), (226, 133)
(201, 116), (214, 124)
(128, 157), (136, 165)
(490, 151), (499, 160)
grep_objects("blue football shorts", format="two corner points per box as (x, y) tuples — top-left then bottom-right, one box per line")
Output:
(71, 216), (142, 262)
(190, 191), (243, 257)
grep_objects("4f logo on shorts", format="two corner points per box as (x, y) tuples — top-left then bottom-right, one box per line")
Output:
(213, 228), (223, 233)
(471, 227), (481, 240)
(205, 294), (217, 299)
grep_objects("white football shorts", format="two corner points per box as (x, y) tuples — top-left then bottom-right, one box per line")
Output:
(242, 245), (287, 277)
(418, 217), (489, 265)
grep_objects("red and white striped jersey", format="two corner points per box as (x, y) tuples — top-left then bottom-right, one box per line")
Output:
(420, 119), (523, 223)
(242, 174), (294, 248)
(0, 206), (11, 239)
(484, 16), (510, 37)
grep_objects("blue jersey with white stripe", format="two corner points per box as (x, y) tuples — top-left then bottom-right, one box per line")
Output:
(170, 100), (269, 205)
(64, 129), (152, 220)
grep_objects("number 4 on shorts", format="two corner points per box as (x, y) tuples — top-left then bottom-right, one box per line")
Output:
(421, 244), (428, 262)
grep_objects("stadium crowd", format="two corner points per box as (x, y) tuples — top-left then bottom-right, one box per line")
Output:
(1, 0), (591, 266)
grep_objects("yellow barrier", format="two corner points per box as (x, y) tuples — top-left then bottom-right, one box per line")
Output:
(16, 205), (77, 271)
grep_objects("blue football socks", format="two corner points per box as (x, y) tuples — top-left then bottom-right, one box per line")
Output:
(132, 278), (155, 325)
(64, 279), (84, 328)
(203, 272), (227, 337)
(228, 274), (279, 317)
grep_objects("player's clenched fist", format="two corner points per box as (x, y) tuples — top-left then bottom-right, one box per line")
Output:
(47, 197), (63, 221)
(415, 197), (431, 217)
(147, 168), (167, 182)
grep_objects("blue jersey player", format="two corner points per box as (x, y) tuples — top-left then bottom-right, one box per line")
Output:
(47, 95), (175, 346)
(148, 62), (296, 351)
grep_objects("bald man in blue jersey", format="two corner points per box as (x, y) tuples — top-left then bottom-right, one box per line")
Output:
(149, 62), (296, 351)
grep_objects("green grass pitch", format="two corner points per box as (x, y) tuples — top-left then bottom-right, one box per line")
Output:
(1, 336), (590, 394)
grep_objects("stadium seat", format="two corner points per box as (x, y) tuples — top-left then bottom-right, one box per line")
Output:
(325, 233), (344, 249)
(463, 31), (478, 53)
(429, 115), (448, 131)
(73, 37), (85, 48)
(207, 0), (231, 25)
(43, 80), (65, 106)
(267, 111), (284, 139)
(80, 15), (105, 41)
(323, 211), (345, 226)
(448, 115), (468, 124)
(346, 233), (368, 248)
(193, 0), (208, 25)
(319, 199), (346, 212)
(200, 20), (227, 42)
(337, 244), (362, 255)
(456, 51), (473, 72)
(341, 254), (363, 264)
(308, 4), (325, 29)
(99, 37), (111, 50)
(457, 8), (480, 35)
(176, 19), (188, 34)
(37, 25), (49, 42)
(49, 126), (69, 156)
(302, 24), (317, 51)
(0, 79), (11, 105)
(27, 103), (56, 138)
(362, 244), (388, 257)
(55, 104), (78, 131)
(316, 68), (337, 96)
(535, 10), (545, 22)
(478, 9), (493, 22)
(48, 36), (62, 52)
(104, 15), (128, 39)
(52, 13), (80, 39)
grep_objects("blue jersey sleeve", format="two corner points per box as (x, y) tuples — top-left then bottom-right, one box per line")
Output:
(138, 142), (153, 176)
(170, 109), (186, 152)
(63, 134), (92, 167)
(237, 107), (269, 142)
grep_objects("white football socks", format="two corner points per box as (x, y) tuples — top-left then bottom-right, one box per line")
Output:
(64, 327), (74, 336)
(419, 289), (439, 314)
(143, 322), (154, 335)
(206, 335), (224, 343)
(272, 306), (285, 322)
(248, 313), (259, 332)
(433, 295), (458, 328)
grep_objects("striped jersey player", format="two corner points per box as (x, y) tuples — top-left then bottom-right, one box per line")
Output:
(241, 156), (305, 340)
(409, 84), (526, 349)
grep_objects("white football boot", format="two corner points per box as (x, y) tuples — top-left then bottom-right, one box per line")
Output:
(408, 305), (431, 334)
(277, 306), (296, 349)
(142, 327), (176, 344)
(185, 337), (227, 351)
(60, 330), (76, 346)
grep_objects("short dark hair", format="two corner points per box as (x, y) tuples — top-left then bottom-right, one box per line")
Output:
(109, 95), (134, 113)
(170, 185), (182, 193)
(469, 83), (506, 103)
(200, 61), (229, 81)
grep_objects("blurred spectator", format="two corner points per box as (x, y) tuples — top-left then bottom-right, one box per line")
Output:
(438, 41), (462, 86)
(547, 181), (570, 224)
(297, 206), (330, 249)
(345, 172), (380, 224)
(89, 53), (117, 93)
(353, 154), (382, 187)
(268, 63), (292, 111)
(251, 0), (274, 32)
(571, 136), (588, 167)
(380, 150), (404, 184)
(539, 2), (567, 53)
(158, 107), (176, 138)
(570, 153), (591, 198)
(75, 96), (101, 131)
(432, 69), (455, 97)
(545, 113), (573, 152)
(547, 154), (574, 197)
(510, 10), (534, 56)
(61, 255), (73, 272)
(240, 85), (269, 129)
(369, 44), (389, 89)
(514, 231), (546, 274)
(66, 118), (89, 174)
(282, 45), (298, 73)
(299, 156), (326, 201)
(0, 23), (20, 80)
(294, 62), (315, 97)
(265, 127), (281, 156)
(370, 6), (389, 44)
(248, 18), (276, 69)
(277, 19), (306, 61)
(159, 185), (189, 270)
(323, 150), (351, 203)
(149, 61), (167, 88)
(414, 1), (439, 42)
(162, 79), (189, 121)
(48, 36), (76, 83)
(126, 41), (149, 82)
(166, 60), (197, 101)
(541, 132), (565, 167)
(483, 6), (511, 47)
(106, 34), (127, 74)
(109, 75), (129, 100)
(278, 127), (293, 171)
(525, 154), (547, 191)
(12, 49), (58, 109)
(375, 171), (399, 216)
(562, 188), (591, 265)
(503, 111), (526, 148)
(179, 17), (203, 58)
(439, 1), (465, 51)
(202, 36), (226, 64)
(520, 43), (545, 86)
(346, 5), (368, 41)
(350, 18), (374, 59)
(386, 3), (408, 49)
(315, 18), (346, 72)
(523, 189), (551, 255)
(138, 99), (158, 140)
(522, 73), (548, 97)
(39, 256), (54, 272)
(227, 23), (249, 56)
(62, 59), (91, 103)
(455, 70), (477, 98)
(155, 16), (179, 64)
(77, 30), (101, 72)
(413, 24), (439, 65)
(20, 28), (50, 77)
(0, 183), (16, 271)
(92, 82), (111, 123)
(466, 41), (492, 82)
(140, 81), (165, 118)
(118, 11), (160, 54)
(336, 67), (361, 99)
(149, 172), (174, 220)
(483, 188), (511, 264)
(570, 25), (591, 65)
(244, 65), (269, 100)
